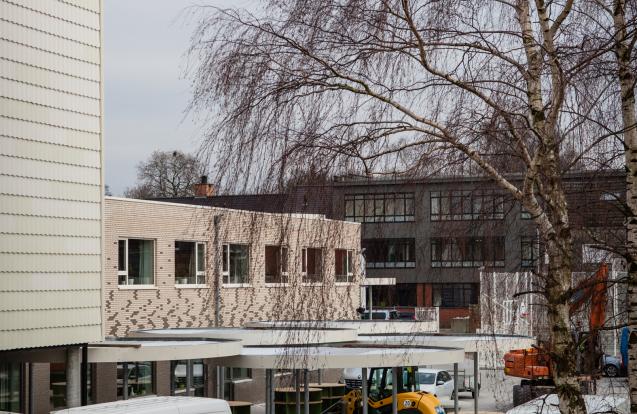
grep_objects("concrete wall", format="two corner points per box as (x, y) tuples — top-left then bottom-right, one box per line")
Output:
(0, 0), (103, 350)
(104, 197), (362, 336)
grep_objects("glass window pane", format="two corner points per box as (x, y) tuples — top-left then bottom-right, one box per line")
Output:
(222, 244), (229, 272)
(265, 246), (279, 283)
(0, 363), (21, 412)
(197, 243), (205, 273)
(229, 244), (249, 284)
(128, 239), (154, 285)
(175, 241), (195, 284)
(118, 240), (126, 271)
(405, 196), (414, 216)
(281, 247), (288, 274)
(345, 199), (354, 217)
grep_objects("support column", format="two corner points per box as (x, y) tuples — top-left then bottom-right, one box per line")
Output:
(304, 370), (309, 414)
(186, 360), (193, 397)
(362, 368), (368, 414)
(295, 370), (301, 414)
(81, 346), (88, 406)
(391, 367), (398, 414)
(473, 352), (479, 414)
(66, 347), (81, 408)
(453, 363), (459, 413)
(265, 369), (272, 414)
(122, 363), (128, 400)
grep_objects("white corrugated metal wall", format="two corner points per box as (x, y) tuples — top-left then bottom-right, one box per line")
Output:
(0, 0), (103, 350)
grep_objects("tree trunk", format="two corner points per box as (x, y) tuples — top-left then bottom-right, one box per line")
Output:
(613, 1), (637, 411)
(545, 232), (587, 414)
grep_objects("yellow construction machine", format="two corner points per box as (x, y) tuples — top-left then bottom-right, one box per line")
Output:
(343, 367), (445, 414)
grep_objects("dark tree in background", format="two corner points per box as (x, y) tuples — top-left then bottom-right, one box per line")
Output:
(124, 150), (206, 199)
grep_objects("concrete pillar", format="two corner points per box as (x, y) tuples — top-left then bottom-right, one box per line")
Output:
(295, 370), (301, 414)
(303, 370), (309, 414)
(66, 347), (81, 408)
(265, 369), (272, 414)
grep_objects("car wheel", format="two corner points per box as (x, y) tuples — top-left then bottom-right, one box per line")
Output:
(604, 364), (619, 378)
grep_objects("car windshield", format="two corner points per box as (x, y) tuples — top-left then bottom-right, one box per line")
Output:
(418, 373), (436, 384)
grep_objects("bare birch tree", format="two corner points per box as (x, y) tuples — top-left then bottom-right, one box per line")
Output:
(187, 1), (627, 412)
(608, 0), (637, 410)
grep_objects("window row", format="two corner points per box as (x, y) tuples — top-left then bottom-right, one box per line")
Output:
(345, 193), (415, 223)
(362, 238), (416, 268)
(432, 283), (479, 307)
(430, 191), (505, 221)
(430, 237), (505, 268)
(117, 238), (354, 286)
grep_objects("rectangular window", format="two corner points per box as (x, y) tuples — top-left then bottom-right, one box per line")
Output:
(344, 193), (415, 222)
(302, 247), (323, 283)
(0, 363), (21, 413)
(432, 283), (479, 307)
(521, 237), (537, 268)
(117, 362), (154, 400)
(335, 249), (354, 283)
(430, 191), (505, 221)
(175, 241), (206, 285)
(222, 244), (249, 284)
(265, 245), (289, 284)
(362, 239), (415, 268)
(118, 239), (154, 285)
(171, 360), (204, 397)
(430, 237), (504, 268)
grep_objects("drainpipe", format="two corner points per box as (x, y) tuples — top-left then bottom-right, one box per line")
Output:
(213, 214), (223, 399)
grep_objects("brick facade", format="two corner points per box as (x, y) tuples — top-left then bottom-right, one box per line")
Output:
(104, 197), (362, 336)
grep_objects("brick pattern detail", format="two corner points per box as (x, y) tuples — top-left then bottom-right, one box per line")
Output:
(104, 198), (362, 336)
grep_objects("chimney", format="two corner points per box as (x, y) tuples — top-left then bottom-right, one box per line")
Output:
(194, 175), (215, 197)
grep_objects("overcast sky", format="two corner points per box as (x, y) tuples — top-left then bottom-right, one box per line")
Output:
(104, 1), (245, 196)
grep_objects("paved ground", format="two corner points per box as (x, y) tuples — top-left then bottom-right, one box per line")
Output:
(250, 369), (629, 414)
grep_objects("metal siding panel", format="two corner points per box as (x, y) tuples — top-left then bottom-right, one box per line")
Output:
(0, 19), (100, 63)
(0, 135), (101, 167)
(0, 195), (101, 219)
(0, 272), (101, 291)
(0, 290), (101, 311)
(0, 116), (100, 149)
(0, 253), (101, 272)
(0, 58), (100, 98)
(0, 175), (101, 202)
(0, 97), (100, 132)
(0, 214), (101, 236)
(60, 0), (101, 13)
(0, 325), (103, 350)
(0, 234), (100, 254)
(0, 1), (100, 46)
(0, 39), (99, 80)
(7, 0), (101, 29)
(0, 307), (102, 330)
(0, 77), (100, 115)
(0, 155), (101, 184)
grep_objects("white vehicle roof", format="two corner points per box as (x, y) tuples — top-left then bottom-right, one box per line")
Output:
(417, 368), (447, 373)
(52, 396), (231, 414)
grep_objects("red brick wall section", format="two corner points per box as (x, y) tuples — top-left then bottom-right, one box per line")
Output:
(439, 308), (471, 329)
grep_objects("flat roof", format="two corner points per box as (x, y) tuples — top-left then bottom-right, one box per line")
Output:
(130, 327), (359, 346)
(359, 334), (536, 353)
(88, 339), (241, 363)
(215, 343), (465, 370)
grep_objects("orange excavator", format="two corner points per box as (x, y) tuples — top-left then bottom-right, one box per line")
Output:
(504, 263), (608, 406)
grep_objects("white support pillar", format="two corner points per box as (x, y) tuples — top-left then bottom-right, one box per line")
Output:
(66, 347), (81, 408)
(453, 363), (459, 413)
(391, 367), (398, 414)
(362, 368), (368, 414)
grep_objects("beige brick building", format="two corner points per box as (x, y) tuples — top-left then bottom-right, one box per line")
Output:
(104, 197), (362, 337)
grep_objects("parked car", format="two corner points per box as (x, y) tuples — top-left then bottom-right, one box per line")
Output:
(359, 309), (400, 320)
(417, 368), (454, 398)
(601, 354), (622, 377)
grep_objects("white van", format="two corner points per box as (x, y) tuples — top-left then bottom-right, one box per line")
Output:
(52, 396), (232, 414)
